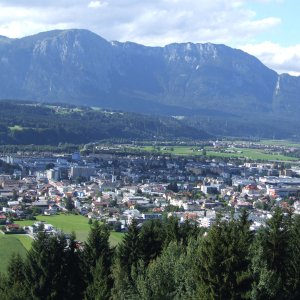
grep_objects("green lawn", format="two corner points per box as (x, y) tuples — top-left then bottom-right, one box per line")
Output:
(75, 231), (124, 246)
(15, 214), (92, 232)
(14, 214), (124, 246)
(13, 235), (33, 250)
(109, 232), (125, 247)
(0, 235), (29, 273)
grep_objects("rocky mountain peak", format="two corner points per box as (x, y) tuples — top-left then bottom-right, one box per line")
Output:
(0, 29), (299, 119)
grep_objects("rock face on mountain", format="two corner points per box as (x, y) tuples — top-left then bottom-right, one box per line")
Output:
(0, 29), (299, 118)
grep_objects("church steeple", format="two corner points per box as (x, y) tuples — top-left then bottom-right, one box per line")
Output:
(112, 170), (117, 183)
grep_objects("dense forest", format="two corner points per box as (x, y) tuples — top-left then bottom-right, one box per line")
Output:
(1, 208), (300, 299)
(182, 115), (300, 140)
(0, 101), (212, 146)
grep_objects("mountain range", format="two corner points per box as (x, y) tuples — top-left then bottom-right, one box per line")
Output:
(0, 29), (300, 138)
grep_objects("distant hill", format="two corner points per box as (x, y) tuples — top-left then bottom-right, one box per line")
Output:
(0, 101), (212, 145)
(1, 29), (300, 139)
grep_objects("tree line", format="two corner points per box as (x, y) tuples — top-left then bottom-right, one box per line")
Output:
(1, 207), (300, 299)
(0, 101), (211, 146)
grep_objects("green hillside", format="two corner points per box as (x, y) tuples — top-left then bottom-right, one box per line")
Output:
(0, 100), (212, 145)
(0, 235), (30, 273)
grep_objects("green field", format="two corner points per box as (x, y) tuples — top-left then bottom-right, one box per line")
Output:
(91, 107), (123, 114)
(109, 232), (125, 247)
(259, 140), (300, 148)
(206, 148), (298, 161)
(14, 214), (124, 245)
(136, 146), (203, 155)
(8, 125), (29, 131)
(234, 140), (300, 148)
(13, 235), (33, 250)
(0, 235), (30, 272)
(135, 145), (298, 161)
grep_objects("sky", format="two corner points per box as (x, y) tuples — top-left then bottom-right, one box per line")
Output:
(0, 0), (299, 75)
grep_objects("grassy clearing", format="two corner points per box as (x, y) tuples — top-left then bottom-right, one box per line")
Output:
(14, 215), (124, 246)
(68, 231), (123, 246)
(0, 235), (28, 273)
(91, 107), (123, 114)
(8, 125), (27, 130)
(15, 214), (91, 232)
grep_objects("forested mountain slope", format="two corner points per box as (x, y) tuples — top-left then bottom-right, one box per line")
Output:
(0, 101), (212, 145)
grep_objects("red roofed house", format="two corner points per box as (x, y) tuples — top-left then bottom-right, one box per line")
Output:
(64, 192), (74, 198)
(6, 224), (20, 231)
(242, 184), (260, 195)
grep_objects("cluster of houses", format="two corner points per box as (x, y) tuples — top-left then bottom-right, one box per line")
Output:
(0, 151), (300, 231)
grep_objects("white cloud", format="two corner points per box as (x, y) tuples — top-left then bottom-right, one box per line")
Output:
(0, 0), (281, 44)
(239, 42), (300, 75)
(88, 1), (108, 8)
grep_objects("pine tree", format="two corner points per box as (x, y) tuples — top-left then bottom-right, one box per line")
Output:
(251, 206), (291, 300)
(23, 230), (68, 300)
(129, 239), (200, 300)
(85, 257), (111, 300)
(194, 211), (253, 299)
(1, 253), (27, 300)
(63, 231), (84, 300)
(6, 252), (25, 286)
(288, 215), (300, 299)
(180, 218), (200, 246)
(117, 218), (141, 272)
(139, 218), (164, 266)
(163, 216), (181, 248)
(81, 221), (113, 298)
(173, 181), (179, 193)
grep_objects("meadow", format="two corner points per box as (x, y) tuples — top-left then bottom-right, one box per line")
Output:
(206, 148), (298, 161)
(0, 235), (31, 272)
(0, 216), (124, 273)
(14, 214), (124, 244)
(136, 145), (298, 161)
(8, 125), (29, 131)
(234, 140), (300, 148)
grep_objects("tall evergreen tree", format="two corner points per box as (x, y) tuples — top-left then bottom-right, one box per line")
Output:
(288, 215), (300, 299)
(84, 257), (111, 300)
(1, 253), (27, 300)
(112, 219), (142, 299)
(180, 218), (200, 246)
(6, 252), (25, 287)
(139, 218), (164, 266)
(23, 230), (68, 300)
(116, 218), (141, 277)
(194, 211), (253, 299)
(163, 216), (181, 248)
(63, 231), (85, 300)
(251, 207), (292, 300)
(173, 181), (179, 193)
(81, 220), (113, 299)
